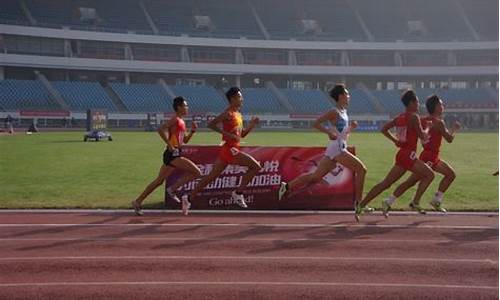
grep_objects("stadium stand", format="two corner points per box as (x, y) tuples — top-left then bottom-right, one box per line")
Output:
(348, 89), (377, 114)
(196, 0), (263, 39)
(4, 35), (65, 57)
(144, 0), (195, 36)
(52, 81), (117, 112)
(0, 79), (60, 110)
(110, 83), (172, 112)
(0, 0), (27, 25)
(281, 88), (332, 114)
(0, 0), (496, 42)
(25, 0), (150, 33)
(371, 89), (405, 114)
(170, 85), (227, 113)
(459, 0), (499, 40)
(239, 88), (285, 114)
(0, 78), (497, 114)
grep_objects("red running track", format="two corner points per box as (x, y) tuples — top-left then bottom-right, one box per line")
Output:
(0, 211), (497, 299)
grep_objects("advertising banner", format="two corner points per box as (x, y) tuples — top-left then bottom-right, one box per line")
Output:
(165, 145), (355, 210)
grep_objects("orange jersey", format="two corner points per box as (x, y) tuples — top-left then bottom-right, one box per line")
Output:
(222, 109), (243, 147)
(421, 116), (443, 154)
(168, 117), (186, 148)
(394, 112), (418, 151)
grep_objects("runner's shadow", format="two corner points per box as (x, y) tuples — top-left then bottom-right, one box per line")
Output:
(150, 221), (355, 251)
(11, 214), (183, 251)
(245, 220), (437, 254)
(439, 228), (499, 246)
(5, 214), (127, 238)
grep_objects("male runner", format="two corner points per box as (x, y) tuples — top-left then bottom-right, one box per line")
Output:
(132, 96), (201, 216)
(277, 84), (368, 221)
(357, 90), (434, 220)
(180, 87), (261, 215)
(380, 95), (460, 215)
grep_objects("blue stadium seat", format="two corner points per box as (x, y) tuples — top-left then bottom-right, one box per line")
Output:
(349, 89), (377, 114)
(281, 89), (332, 114)
(2, 0), (495, 42)
(0, 79), (59, 110)
(0, 0), (28, 25)
(25, 0), (150, 33)
(52, 81), (117, 112)
(170, 85), (226, 113)
(372, 90), (403, 114)
(145, 0), (195, 36)
(240, 88), (286, 114)
(110, 83), (172, 112)
(436, 88), (498, 109)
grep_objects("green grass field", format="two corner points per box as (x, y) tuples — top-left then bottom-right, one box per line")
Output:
(0, 131), (498, 211)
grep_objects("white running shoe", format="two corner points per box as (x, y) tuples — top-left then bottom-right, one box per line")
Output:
(430, 201), (447, 213)
(181, 195), (191, 216)
(382, 200), (391, 218)
(409, 202), (426, 214)
(131, 200), (143, 216)
(363, 206), (375, 214)
(167, 187), (181, 203)
(278, 182), (288, 202)
(232, 191), (247, 208)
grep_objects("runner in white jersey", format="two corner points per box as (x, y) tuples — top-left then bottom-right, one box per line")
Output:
(324, 107), (349, 160)
(277, 84), (369, 220)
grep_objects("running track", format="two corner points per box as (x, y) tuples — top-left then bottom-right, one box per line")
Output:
(0, 210), (498, 299)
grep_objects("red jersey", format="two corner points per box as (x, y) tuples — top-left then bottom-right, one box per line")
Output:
(421, 116), (442, 154)
(168, 117), (186, 148)
(394, 112), (418, 151)
(222, 109), (243, 147)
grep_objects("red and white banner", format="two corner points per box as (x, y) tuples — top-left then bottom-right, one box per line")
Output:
(19, 110), (70, 117)
(165, 145), (355, 210)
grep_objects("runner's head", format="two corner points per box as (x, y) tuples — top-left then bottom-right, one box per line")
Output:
(329, 84), (350, 108)
(401, 90), (419, 112)
(173, 96), (188, 116)
(226, 87), (243, 109)
(425, 94), (444, 116)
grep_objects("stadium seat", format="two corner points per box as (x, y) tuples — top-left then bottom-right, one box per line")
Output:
(110, 83), (172, 112)
(281, 89), (332, 114)
(240, 88), (286, 114)
(52, 81), (117, 112)
(169, 85), (227, 113)
(0, 79), (60, 110)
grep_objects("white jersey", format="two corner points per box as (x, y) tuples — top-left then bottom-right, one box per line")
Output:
(331, 108), (349, 141)
(325, 108), (349, 160)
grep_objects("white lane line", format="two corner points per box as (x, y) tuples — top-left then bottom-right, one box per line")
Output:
(0, 223), (496, 229)
(0, 209), (497, 216)
(0, 256), (496, 264)
(0, 237), (497, 244)
(0, 281), (497, 290)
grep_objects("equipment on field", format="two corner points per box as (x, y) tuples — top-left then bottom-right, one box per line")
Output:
(84, 109), (112, 142)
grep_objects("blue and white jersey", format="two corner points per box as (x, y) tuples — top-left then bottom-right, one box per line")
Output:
(330, 108), (349, 141)
(324, 107), (350, 160)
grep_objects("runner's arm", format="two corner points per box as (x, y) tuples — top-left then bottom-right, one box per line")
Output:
(410, 114), (428, 140)
(380, 119), (400, 146)
(183, 121), (197, 144)
(436, 119), (460, 143)
(208, 112), (238, 140)
(158, 117), (176, 149)
(313, 110), (338, 140)
(241, 116), (259, 138)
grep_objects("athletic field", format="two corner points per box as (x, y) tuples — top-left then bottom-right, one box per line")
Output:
(0, 131), (498, 211)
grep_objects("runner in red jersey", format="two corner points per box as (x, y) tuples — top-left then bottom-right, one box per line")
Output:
(380, 95), (460, 214)
(181, 87), (261, 215)
(132, 97), (201, 216)
(356, 90), (435, 220)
